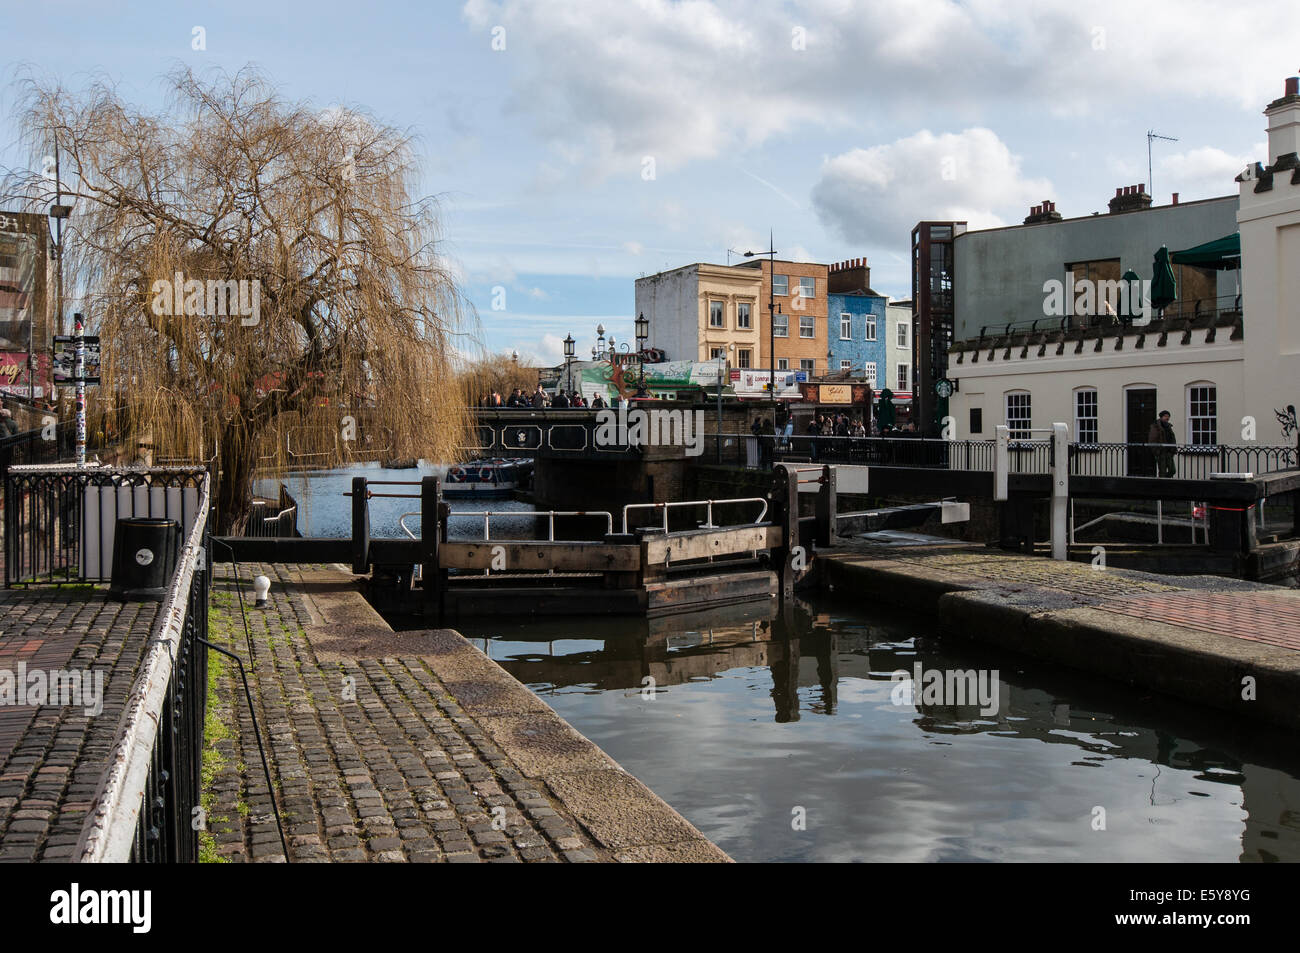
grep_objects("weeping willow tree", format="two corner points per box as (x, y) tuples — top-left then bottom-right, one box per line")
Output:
(6, 66), (475, 533)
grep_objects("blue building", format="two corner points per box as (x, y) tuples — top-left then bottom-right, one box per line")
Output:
(827, 290), (889, 388)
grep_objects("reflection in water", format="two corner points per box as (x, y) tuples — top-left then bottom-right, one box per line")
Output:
(459, 597), (1300, 863)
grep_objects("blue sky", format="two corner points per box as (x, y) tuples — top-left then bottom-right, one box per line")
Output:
(2, 0), (1291, 365)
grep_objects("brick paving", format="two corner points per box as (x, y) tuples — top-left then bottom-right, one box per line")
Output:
(206, 564), (607, 863)
(0, 586), (159, 862)
(1102, 590), (1300, 652)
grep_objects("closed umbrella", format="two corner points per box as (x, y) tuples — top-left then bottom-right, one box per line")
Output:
(1151, 246), (1177, 314)
(1119, 268), (1142, 324)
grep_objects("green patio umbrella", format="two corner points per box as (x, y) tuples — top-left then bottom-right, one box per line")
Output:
(876, 387), (896, 428)
(1171, 233), (1240, 269)
(1151, 246), (1177, 313)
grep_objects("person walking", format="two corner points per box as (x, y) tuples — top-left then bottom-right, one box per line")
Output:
(805, 414), (821, 463)
(590, 393), (606, 410)
(1148, 410), (1178, 477)
(530, 384), (548, 408)
(552, 389), (570, 409)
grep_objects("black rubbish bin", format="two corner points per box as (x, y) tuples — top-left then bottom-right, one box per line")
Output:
(109, 517), (181, 601)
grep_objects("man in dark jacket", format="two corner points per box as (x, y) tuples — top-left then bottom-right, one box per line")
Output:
(1148, 411), (1177, 477)
(552, 390), (570, 409)
(530, 384), (548, 408)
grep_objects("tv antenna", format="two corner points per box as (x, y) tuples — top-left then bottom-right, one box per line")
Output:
(1147, 130), (1179, 201)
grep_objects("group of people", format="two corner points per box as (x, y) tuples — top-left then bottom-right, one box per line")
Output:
(480, 385), (609, 409)
(803, 413), (870, 438)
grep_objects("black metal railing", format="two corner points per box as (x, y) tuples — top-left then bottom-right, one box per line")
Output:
(740, 434), (1297, 480)
(1069, 443), (1297, 480)
(758, 434), (1040, 471)
(4, 465), (208, 586)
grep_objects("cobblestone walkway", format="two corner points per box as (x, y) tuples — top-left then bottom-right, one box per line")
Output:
(207, 564), (608, 863)
(0, 587), (158, 861)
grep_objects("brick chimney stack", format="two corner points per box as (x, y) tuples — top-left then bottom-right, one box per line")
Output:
(828, 257), (874, 294)
(1108, 183), (1153, 214)
(1023, 199), (1063, 225)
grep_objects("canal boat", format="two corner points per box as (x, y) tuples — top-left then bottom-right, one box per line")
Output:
(441, 457), (532, 499)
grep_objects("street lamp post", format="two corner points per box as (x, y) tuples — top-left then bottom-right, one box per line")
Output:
(743, 233), (778, 424)
(634, 311), (649, 397)
(562, 333), (575, 398)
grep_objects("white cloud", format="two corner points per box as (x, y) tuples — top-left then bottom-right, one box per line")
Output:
(462, 0), (1298, 178)
(812, 128), (1054, 245)
(1159, 144), (1268, 201)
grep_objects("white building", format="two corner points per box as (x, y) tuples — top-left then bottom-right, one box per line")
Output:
(946, 76), (1300, 466)
(885, 301), (913, 397)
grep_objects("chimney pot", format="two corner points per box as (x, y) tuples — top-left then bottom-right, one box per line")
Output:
(1172, 192), (1179, 205)
(1139, 183), (1146, 194)
(1287, 76), (1299, 96)
(1115, 187), (1123, 197)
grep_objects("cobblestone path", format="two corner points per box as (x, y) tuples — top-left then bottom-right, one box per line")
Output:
(207, 564), (614, 863)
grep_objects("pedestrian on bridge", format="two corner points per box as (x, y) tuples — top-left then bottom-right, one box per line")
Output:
(1149, 411), (1178, 477)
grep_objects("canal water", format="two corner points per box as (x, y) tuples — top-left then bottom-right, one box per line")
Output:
(271, 466), (1300, 863)
(457, 600), (1300, 863)
(254, 463), (538, 540)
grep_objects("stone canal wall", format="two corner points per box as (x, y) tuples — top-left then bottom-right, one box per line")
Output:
(819, 542), (1300, 732)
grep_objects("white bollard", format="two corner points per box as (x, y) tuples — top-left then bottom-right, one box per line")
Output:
(253, 574), (271, 607)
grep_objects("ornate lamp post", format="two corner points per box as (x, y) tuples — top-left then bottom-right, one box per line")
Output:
(562, 333), (575, 396)
(634, 311), (650, 396)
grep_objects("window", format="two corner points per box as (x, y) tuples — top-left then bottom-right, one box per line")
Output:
(840, 312), (852, 340)
(709, 347), (725, 360)
(896, 363), (909, 392)
(1074, 389), (1099, 444)
(738, 348), (751, 369)
(800, 359), (815, 372)
(1188, 385), (1217, 445)
(840, 360), (852, 372)
(863, 362), (877, 387)
(799, 315), (814, 338)
(737, 302), (751, 329)
(777, 358), (789, 370)
(864, 314), (877, 341)
(897, 322), (909, 348)
(970, 407), (983, 434)
(798, 277), (815, 299)
(709, 300), (724, 328)
(1006, 391), (1031, 439)
(773, 274), (788, 296)
(774, 312), (788, 337)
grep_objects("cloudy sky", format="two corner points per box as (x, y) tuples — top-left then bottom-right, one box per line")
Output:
(2, 0), (1292, 364)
